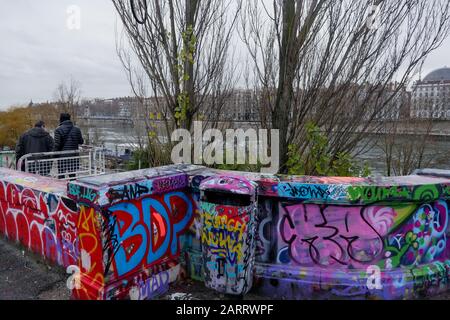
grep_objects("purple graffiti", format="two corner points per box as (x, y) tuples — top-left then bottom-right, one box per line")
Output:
(280, 204), (385, 267)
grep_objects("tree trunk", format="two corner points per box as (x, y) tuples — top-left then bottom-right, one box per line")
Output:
(273, 0), (296, 173)
(184, 0), (197, 131)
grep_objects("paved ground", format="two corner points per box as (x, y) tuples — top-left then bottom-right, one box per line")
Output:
(1, 236), (449, 300)
(0, 237), (267, 300)
(163, 280), (271, 301)
(0, 237), (71, 300)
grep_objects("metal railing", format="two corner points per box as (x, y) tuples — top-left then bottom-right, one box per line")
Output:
(17, 145), (106, 180)
(0, 151), (16, 169)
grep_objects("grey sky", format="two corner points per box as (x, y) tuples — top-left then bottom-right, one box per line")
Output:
(0, 0), (449, 110)
(0, 0), (130, 110)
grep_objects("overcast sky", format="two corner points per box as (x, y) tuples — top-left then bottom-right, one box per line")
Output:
(0, 0), (130, 110)
(0, 0), (449, 110)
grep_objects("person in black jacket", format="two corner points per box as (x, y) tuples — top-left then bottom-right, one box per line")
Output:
(54, 113), (84, 179)
(15, 120), (54, 174)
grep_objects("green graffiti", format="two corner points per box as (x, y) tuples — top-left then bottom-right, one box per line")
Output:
(379, 231), (419, 269)
(443, 185), (450, 198)
(347, 184), (444, 203)
(388, 204), (418, 231)
(347, 186), (410, 203)
(412, 185), (440, 202)
(410, 262), (449, 292)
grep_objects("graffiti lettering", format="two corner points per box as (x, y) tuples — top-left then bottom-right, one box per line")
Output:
(107, 191), (194, 278)
(280, 203), (385, 266)
(347, 184), (443, 204)
(366, 265), (383, 290)
(106, 183), (151, 202)
(278, 183), (346, 201)
(347, 186), (410, 203)
(202, 211), (247, 263)
(153, 175), (188, 194)
(69, 184), (97, 202)
(132, 270), (170, 300)
(201, 199), (257, 295)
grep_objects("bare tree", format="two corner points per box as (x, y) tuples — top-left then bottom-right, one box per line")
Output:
(112, 0), (241, 166)
(241, 0), (450, 174)
(379, 117), (436, 176)
(54, 77), (82, 123)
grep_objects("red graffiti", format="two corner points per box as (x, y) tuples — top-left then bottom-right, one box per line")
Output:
(72, 205), (104, 300)
(0, 181), (78, 267)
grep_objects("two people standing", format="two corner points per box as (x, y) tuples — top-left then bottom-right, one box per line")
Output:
(15, 113), (84, 178)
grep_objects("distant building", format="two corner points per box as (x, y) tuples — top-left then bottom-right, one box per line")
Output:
(374, 83), (411, 121)
(216, 89), (260, 122)
(339, 83), (410, 122)
(411, 67), (450, 119)
(118, 102), (131, 118)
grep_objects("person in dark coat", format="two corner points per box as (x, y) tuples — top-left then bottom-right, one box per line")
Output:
(54, 113), (84, 151)
(15, 120), (54, 175)
(54, 113), (84, 179)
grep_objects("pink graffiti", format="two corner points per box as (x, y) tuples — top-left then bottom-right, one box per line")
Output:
(365, 206), (396, 236)
(281, 204), (385, 267)
(199, 175), (255, 195)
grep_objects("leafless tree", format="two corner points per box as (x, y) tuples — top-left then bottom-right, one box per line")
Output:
(112, 0), (242, 166)
(240, 0), (450, 173)
(379, 117), (436, 176)
(54, 77), (82, 123)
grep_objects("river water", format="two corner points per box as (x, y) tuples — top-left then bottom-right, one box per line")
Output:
(79, 122), (450, 176)
(353, 134), (450, 175)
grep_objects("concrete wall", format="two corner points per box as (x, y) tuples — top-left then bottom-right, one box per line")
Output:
(186, 168), (450, 300)
(66, 165), (201, 300)
(0, 168), (78, 267)
(1, 165), (449, 300)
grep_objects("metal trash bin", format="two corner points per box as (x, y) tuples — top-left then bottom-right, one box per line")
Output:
(200, 175), (258, 295)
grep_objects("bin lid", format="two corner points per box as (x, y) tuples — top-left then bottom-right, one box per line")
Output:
(199, 175), (256, 195)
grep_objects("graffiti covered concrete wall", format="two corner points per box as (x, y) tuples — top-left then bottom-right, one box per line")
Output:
(1, 165), (449, 300)
(185, 169), (450, 300)
(67, 165), (202, 300)
(0, 168), (78, 267)
(254, 198), (450, 299)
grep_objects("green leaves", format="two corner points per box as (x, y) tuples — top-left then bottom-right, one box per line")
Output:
(287, 121), (371, 177)
(173, 25), (197, 127)
(175, 93), (189, 125)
